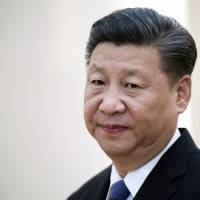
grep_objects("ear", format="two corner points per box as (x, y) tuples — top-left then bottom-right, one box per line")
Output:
(175, 75), (191, 114)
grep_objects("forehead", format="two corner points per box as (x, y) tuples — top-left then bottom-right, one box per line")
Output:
(88, 42), (162, 76)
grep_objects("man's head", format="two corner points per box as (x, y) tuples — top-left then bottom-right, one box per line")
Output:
(83, 8), (197, 174)
(86, 7), (197, 85)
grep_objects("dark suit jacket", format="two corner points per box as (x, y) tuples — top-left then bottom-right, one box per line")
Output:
(67, 128), (200, 200)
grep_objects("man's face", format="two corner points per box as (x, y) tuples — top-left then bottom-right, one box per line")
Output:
(84, 42), (182, 159)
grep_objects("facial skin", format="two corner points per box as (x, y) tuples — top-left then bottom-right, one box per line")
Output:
(84, 42), (191, 176)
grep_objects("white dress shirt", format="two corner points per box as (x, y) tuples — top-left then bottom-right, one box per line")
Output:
(106, 129), (180, 200)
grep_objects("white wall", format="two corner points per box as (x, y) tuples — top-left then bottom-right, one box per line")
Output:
(187, 0), (200, 145)
(0, 0), (199, 199)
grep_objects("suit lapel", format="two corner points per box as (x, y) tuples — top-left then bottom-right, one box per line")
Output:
(134, 168), (177, 200)
(92, 173), (110, 200)
(81, 166), (111, 200)
(134, 128), (197, 200)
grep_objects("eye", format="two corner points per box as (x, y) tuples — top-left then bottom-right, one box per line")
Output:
(124, 82), (139, 89)
(91, 80), (105, 85)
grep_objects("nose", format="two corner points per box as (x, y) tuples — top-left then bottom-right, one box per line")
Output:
(99, 90), (126, 115)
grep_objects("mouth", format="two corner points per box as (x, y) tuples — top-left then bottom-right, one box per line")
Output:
(101, 124), (128, 134)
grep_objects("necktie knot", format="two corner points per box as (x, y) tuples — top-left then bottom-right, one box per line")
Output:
(109, 180), (130, 200)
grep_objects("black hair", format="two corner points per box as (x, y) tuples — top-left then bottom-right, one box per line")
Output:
(85, 8), (197, 84)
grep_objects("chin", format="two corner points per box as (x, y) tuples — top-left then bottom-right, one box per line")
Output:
(100, 143), (136, 158)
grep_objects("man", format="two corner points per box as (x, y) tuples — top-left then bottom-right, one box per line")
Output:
(68, 8), (200, 200)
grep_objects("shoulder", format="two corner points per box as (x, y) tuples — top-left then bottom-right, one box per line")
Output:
(187, 148), (200, 175)
(67, 166), (111, 200)
(176, 148), (200, 199)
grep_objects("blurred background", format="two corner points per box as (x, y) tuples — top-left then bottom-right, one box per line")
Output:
(0, 0), (199, 199)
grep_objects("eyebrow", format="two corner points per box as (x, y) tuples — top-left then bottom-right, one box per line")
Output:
(88, 63), (145, 78)
(124, 68), (142, 76)
(87, 64), (104, 74)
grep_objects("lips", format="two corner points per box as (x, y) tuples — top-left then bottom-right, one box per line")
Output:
(101, 124), (128, 134)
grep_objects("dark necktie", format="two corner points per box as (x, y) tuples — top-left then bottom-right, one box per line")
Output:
(109, 180), (130, 200)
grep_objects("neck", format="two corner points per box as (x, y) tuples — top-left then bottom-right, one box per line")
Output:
(111, 150), (158, 177)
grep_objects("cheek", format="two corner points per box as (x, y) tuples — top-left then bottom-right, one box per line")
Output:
(84, 96), (101, 130)
(126, 96), (155, 115)
(132, 95), (176, 129)
(127, 95), (165, 124)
